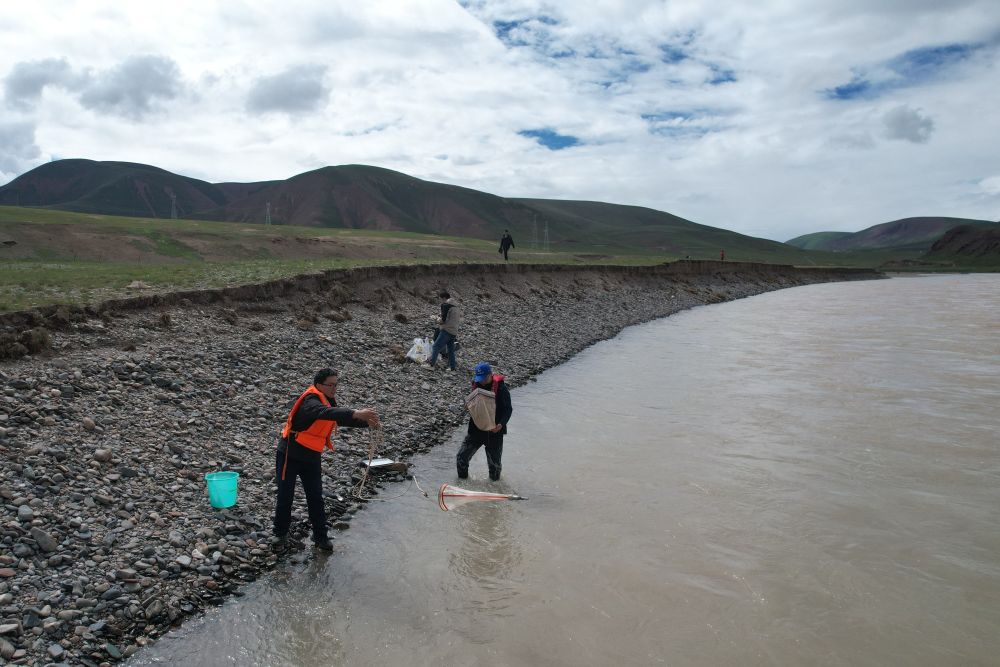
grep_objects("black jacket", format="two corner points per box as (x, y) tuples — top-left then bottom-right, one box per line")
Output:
(278, 392), (368, 464)
(467, 379), (512, 436)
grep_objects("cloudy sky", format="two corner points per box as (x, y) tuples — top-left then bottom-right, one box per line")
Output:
(2, 1), (999, 241)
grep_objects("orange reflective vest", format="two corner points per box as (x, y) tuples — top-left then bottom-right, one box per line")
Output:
(281, 385), (338, 453)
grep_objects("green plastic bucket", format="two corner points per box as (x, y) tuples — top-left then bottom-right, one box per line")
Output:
(205, 471), (239, 509)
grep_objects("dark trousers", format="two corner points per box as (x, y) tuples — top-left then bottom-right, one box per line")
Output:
(457, 431), (503, 480)
(273, 449), (327, 539)
(502, 247), (509, 261)
(429, 329), (456, 370)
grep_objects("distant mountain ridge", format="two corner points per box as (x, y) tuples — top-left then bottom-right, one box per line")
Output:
(0, 159), (800, 257)
(4, 159), (993, 262)
(924, 224), (1000, 262)
(0, 159), (226, 218)
(787, 217), (999, 252)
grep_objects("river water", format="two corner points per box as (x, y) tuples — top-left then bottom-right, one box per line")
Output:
(132, 274), (1000, 666)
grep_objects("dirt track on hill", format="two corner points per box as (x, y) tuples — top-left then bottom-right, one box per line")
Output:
(0, 260), (880, 664)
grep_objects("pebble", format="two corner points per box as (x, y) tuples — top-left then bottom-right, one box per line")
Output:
(30, 527), (60, 552)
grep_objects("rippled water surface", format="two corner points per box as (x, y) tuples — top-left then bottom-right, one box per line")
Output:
(132, 274), (1000, 666)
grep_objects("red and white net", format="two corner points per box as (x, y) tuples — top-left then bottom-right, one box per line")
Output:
(437, 483), (524, 511)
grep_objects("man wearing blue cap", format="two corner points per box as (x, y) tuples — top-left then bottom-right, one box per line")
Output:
(458, 362), (512, 480)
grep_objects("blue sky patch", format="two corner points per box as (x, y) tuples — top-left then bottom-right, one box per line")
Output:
(549, 48), (576, 59)
(493, 20), (529, 46)
(827, 77), (873, 100)
(641, 111), (693, 122)
(491, 15), (558, 48)
(825, 41), (983, 100)
(647, 125), (710, 138)
(600, 57), (651, 85)
(518, 128), (580, 150)
(889, 43), (975, 78)
(707, 65), (737, 85)
(641, 109), (722, 138)
(659, 44), (689, 64)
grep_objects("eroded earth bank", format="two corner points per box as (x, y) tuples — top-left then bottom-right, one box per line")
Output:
(0, 261), (879, 665)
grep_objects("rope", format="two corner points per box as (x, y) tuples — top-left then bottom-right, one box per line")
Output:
(350, 425), (430, 501)
(351, 425), (382, 500)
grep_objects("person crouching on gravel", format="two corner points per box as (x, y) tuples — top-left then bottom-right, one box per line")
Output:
(273, 367), (379, 550)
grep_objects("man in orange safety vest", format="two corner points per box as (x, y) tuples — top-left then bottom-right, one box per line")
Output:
(273, 367), (379, 551)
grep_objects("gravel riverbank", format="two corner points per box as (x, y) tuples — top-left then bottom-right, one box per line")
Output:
(0, 260), (879, 665)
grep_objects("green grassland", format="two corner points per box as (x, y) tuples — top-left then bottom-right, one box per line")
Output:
(0, 205), (965, 312)
(0, 206), (674, 311)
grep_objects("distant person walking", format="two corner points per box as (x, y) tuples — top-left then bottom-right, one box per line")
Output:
(274, 368), (380, 551)
(499, 230), (515, 261)
(428, 290), (460, 371)
(457, 362), (512, 481)
(720, 249), (726, 261)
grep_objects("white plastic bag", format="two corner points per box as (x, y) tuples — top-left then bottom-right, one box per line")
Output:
(465, 387), (497, 431)
(405, 337), (432, 363)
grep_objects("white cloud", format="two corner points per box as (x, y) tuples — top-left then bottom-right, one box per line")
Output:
(1, 0), (999, 240)
(77, 55), (183, 119)
(3, 55), (181, 119)
(883, 105), (934, 143)
(0, 121), (41, 178)
(246, 65), (329, 115)
(3, 58), (77, 109)
(978, 175), (1000, 196)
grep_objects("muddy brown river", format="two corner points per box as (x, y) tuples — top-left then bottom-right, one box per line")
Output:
(130, 274), (1000, 666)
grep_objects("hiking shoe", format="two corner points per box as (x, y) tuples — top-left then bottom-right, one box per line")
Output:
(270, 534), (289, 551)
(313, 536), (334, 551)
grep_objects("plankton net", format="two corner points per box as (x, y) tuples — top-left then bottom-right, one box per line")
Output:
(438, 483), (527, 511)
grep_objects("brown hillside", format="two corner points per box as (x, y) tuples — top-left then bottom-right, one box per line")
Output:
(925, 224), (1000, 259)
(203, 165), (522, 238)
(0, 159), (226, 218)
(821, 216), (997, 251)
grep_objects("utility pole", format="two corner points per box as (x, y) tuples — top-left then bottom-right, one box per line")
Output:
(532, 213), (539, 249)
(543, 220), (550, 252)
(169, 193), (178, 219)
(265, 202), (272, 225)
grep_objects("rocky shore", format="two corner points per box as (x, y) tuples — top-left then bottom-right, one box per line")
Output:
(0, 260), (879, 665)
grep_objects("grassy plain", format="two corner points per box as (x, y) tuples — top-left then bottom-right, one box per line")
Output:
(0, 207), (675, 310)
(0, 205), (951, 312)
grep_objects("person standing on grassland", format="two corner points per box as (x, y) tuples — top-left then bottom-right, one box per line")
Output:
(499, 230), (515, 261)
(720, 249), (726, 261)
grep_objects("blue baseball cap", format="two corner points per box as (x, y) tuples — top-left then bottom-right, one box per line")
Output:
(473, 362), (492, 382)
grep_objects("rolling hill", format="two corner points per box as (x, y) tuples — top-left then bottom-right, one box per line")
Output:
(784, 231), (853, 250)
(786, 217), (998, 252)
(923, 224), (1000, 264)
(0, 159), (227, 219)
(0, 159), (803, 258)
